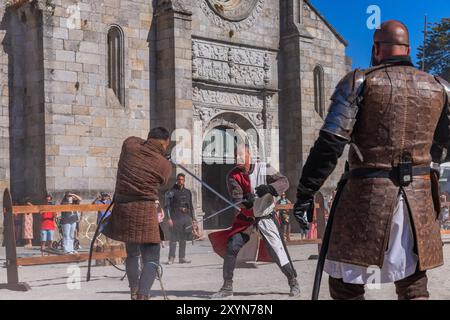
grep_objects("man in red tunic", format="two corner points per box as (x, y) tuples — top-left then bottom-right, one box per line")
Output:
(209, 145), (300, 298)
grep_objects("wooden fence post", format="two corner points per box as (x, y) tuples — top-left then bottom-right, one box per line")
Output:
(1, 189), (31, 291)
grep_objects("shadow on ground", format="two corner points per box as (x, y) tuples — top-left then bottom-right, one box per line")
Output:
(96, 289), (289, 299)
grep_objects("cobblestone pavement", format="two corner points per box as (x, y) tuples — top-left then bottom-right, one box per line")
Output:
(1, 237), (450, 300)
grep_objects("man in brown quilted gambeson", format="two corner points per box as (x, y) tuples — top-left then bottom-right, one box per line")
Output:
(293, 20), (450, 300)
(104, 127), (172, 300)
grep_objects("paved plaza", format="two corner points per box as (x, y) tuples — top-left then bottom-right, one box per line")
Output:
(1, 235), (450, 300)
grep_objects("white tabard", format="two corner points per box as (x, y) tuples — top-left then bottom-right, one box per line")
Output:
(236, 161), (290, 267)
(324, 193), (419, 284)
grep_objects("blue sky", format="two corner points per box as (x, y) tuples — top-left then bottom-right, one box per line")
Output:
(309, 0), (450, 69)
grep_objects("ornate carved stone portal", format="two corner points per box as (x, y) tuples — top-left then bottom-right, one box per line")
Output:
(192, 38), (275, 133)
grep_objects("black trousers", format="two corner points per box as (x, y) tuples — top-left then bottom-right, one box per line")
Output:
(169, 239), (186, 259)
(223, 231), (296, 281)
(223, 233), (250, 281)
(168, 214), (192, 259)
(328, 267), (430, 300)
(125, 243), (160, 296)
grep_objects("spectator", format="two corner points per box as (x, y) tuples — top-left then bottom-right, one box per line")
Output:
(73, 196), (82, 250)
(40, 194), (56, 255)
(93, 192), (112, 233)
(22, 198), (34, 248)
(307, 206), (318, 240)
(13, 202), (22, 245)
(61, 192), (82, 254)
(276, 192), (292, 241)
(440, 195), (449, 225)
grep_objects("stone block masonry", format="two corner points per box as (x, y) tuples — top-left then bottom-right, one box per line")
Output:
(0, 0), (352, 234)
(42, 0), (152, 200)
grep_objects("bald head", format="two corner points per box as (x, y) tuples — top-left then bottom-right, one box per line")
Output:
(374, 20), (410, 46)
(372, 20), (411, 65)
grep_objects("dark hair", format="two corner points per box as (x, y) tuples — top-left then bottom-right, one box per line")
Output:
(148, 127), (170, 141)
(177, 173), (186, 179)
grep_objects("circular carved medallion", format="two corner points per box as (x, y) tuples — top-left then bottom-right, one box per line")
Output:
(207, 0), (260, 22)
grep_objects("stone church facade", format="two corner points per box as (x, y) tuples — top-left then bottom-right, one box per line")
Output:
(0, 0), (351, 231)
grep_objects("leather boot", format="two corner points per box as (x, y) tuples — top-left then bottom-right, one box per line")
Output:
(136, 294), (151, 300)
(130, 287), (139, 300)
(288, 278), (301, 297)
(211, 280), (233, 299)
(179, 258), (191, 264)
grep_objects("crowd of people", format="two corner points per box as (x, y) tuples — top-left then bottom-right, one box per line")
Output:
(14, 192), (113, 255)
(10, 163), (327, 265)
(11, 181), (205, 261)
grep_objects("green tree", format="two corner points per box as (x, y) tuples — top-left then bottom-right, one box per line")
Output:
(417, 18), (450, 81)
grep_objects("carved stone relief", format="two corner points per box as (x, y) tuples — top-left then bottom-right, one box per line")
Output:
(200, 0), (265, 31)
(193, 87), (264, 110)
(192, 86), (275, 130)
(157, 0), (192, 14)
(193, 104), (221, 123)
(192, 39), (272, 88)
(193, 104), (266, 131)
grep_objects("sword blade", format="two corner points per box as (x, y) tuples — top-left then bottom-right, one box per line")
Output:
(185, 200), (243, 230)
(172, 160), (241, 211)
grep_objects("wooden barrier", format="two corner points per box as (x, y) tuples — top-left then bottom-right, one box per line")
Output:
(1, 188), (125, 291)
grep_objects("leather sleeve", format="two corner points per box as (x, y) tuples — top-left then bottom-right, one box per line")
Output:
(431, 77), (450, 163)
(321, 69), (366, 141)
(265, 164), (289, 196)
(297, 131), (348, 200)
(226, 174), (244, 204)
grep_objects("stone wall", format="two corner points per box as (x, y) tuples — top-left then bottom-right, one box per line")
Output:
(192, 0), (279, 50)
(2, 4), (46, 205)
(279, 0), (303, 201)
(299, 1), (352, 192)
(0, 4), (9, 240)
(42, 0), (152, 200)
(280, 0), (351, 200)
(0, 0), (352, 235)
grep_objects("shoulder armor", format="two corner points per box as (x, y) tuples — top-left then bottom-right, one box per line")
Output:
(321, 69), (366, 141)
(436, 76), (450, 103)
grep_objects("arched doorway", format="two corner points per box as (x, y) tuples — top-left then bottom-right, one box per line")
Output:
(201, 113), (261, 230)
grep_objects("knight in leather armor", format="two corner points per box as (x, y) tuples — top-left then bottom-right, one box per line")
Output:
(294, 20), (450, 300)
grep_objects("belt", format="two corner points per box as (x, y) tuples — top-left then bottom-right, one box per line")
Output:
(343, 166), (430, 181)
(255, 213), (275, 221)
